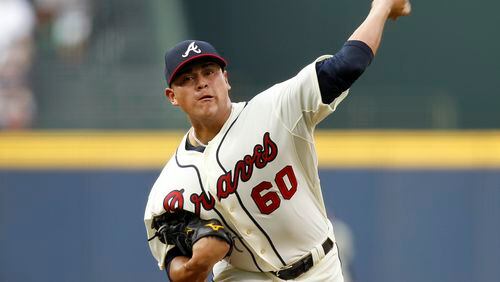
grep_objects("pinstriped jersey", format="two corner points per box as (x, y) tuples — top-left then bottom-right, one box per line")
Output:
(144, 55), (349, 272)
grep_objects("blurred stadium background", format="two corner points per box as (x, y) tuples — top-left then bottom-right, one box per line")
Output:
(0, 0), (499, 282)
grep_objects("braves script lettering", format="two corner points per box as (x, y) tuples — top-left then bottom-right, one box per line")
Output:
(190, 192), (215, 215)
(163, 189), (185, 212)
(216, 132), (278, 200)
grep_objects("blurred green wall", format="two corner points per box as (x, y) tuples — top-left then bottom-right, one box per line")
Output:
(33, 0), (500, 129)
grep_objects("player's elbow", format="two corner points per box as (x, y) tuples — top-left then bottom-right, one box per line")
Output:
(325, 40), (374, 84)
(343, 59), (369, 78)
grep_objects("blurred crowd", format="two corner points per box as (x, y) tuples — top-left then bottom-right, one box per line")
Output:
(0, 0), (92, 129)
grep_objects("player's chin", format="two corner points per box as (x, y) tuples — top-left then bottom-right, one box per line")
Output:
(196, 101), (219, 116)
(196, 98), (217, 111)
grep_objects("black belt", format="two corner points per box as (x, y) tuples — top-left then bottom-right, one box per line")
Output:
(272, 238), (334, 280)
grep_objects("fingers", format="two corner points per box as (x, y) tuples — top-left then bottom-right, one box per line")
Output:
(371, 0), (411, 20)
(389, 0), (412, 20)
(403, 1), (412, 15)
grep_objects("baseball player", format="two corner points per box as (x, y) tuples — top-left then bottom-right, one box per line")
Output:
(144, 0), (411, 281)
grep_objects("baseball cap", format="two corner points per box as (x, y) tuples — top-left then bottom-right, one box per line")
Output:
(164, 40), (227, 85)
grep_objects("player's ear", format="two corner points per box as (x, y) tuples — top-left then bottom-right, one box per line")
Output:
(223, 70), (231, 91)
(165, 88), (179, 106)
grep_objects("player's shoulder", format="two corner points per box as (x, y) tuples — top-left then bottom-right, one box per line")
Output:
(249, 57), (327, 102)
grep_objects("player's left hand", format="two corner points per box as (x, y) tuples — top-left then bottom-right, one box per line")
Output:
(151, 210), (234, 257)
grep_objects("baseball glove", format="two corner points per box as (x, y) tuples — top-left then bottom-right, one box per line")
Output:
(149, 210), (234, 257)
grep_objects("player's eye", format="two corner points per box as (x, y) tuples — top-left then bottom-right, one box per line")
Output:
(204, 69), (215, 76)
(175, 75), (194, 86)
(182, 75), (194, 82)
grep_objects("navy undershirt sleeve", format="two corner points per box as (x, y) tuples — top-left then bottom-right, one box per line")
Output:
(316, 40), (374, 104)
(164, 247), (183, 280)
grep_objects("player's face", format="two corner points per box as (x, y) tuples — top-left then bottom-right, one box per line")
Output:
(166, 61), (232, 125)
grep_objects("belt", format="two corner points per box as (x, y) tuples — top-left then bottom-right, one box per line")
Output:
(272, 238), (334, 280)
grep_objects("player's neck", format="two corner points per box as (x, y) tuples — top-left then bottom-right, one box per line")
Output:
(190, 105), (233, 145)
(189, 126), (218, 146)
(190, 129), (208, 147)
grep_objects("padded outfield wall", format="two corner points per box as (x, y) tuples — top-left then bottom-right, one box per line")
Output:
(1, 131), (500, 282)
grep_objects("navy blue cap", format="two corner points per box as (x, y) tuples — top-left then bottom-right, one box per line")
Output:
(164, 40), (227, 85)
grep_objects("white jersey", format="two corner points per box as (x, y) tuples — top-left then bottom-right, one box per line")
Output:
(144, 55), (349, 272)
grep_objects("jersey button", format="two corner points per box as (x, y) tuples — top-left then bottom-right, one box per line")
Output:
(260, 249), (266, 254)
(229, 207), (235, 212)
(245, 229), (252, 235)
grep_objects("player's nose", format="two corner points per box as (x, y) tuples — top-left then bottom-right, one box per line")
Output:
(196, 76), (209, 90)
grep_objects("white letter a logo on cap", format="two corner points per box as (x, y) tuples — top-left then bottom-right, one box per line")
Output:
(182, 42), (202, 58)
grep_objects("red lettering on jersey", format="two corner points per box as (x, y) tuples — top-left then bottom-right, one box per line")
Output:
(258, 132), (278, 168)
(241, 155), (254, 181)
(163, 189), (184, 212)
(190, 192), (215, 215)
(217, 172), (236, 199)
(216, 132), (278, 200)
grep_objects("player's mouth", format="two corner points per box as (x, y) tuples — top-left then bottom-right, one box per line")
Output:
(198, 95), (214, 101)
